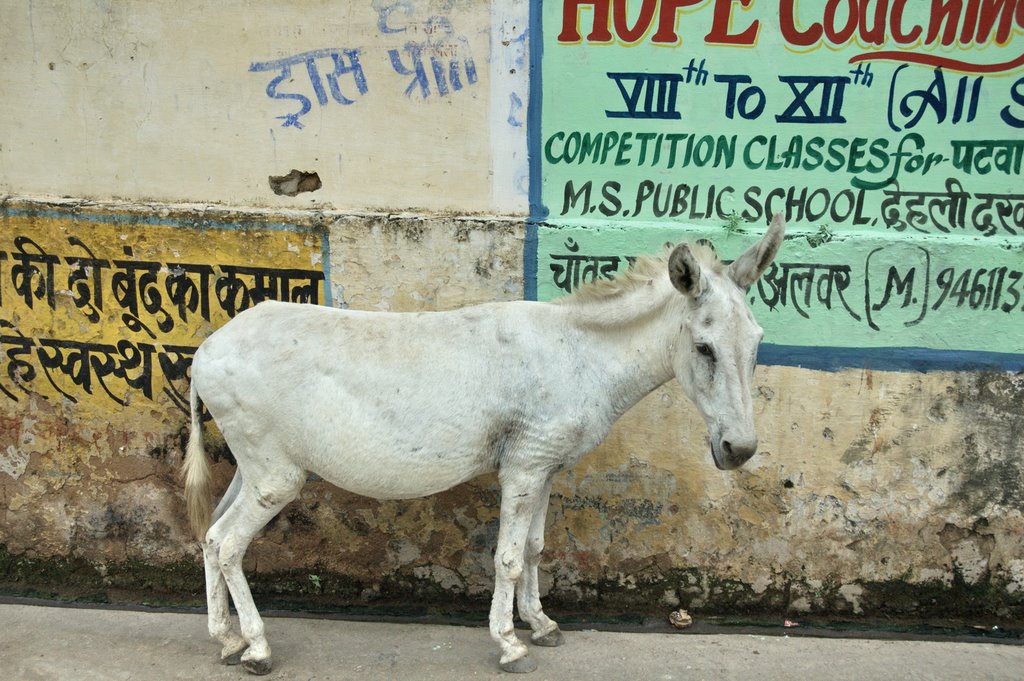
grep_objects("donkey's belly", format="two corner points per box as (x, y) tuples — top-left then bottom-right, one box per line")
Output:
(298, 440), (494, 500)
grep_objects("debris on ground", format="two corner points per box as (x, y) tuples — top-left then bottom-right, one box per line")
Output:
(669, 609), (693, 629)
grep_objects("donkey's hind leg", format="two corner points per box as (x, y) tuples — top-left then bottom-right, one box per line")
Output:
(204, 542), (248, 664)
(516, 477), (563, 647)
(203, 471), (247, 664)
(206, 467), (304, 675)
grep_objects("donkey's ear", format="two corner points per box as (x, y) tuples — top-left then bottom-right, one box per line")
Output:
(668, 244), (703, 297)
(728, 212), (785, 290)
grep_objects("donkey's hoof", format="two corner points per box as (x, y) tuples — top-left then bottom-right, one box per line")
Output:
(220, 640), (248, 665)
(220, 649), (245, 666)
(241, 657), (273, 676)
(500, 655), (538, 673)
(532, 627), (564, 647)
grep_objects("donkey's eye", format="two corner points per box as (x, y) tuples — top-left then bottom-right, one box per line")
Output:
(696, 343), (715, 360)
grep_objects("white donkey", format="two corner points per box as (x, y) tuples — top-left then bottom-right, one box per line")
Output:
(183, 214), (785, 674)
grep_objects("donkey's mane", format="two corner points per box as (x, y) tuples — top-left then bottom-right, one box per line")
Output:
(556, 242), (723, 304)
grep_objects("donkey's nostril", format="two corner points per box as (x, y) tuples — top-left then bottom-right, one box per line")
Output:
(720, 438), (757, 469)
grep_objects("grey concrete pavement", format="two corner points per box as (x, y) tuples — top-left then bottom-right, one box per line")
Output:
(2, 602), (1023, 681)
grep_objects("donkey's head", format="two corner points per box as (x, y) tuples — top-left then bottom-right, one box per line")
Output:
(667, 213), (784, 470)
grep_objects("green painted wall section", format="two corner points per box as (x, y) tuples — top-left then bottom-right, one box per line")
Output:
(536, 1), (1024, 359)
(538, 225), (1024, 354)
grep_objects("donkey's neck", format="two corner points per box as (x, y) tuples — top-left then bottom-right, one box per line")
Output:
(559, 278), (687, 417)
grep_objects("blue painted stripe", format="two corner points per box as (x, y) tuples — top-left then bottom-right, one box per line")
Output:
(527, 0), (547, 222)
(523, 221), (538, 301)
(760, 344), (1024, 373)
(523, 0), (544, 304)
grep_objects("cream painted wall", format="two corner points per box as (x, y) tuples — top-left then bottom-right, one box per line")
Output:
(0, 0), (529, 213)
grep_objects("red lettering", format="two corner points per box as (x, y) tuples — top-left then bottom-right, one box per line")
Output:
(704, 0), (760, 45)
(558, 0), (613, 42)
(859, 0), (890, 44)
(890, 0), (923, 43)
(976, 0), (1019, 43)
(650, 0), (705, 43)
(615, 0), (659, 43)
(780, 0), (823, 46)
(562, 0), (1023, 50)
(559, 0), (708, 44)
(927, 0), (964, 46)
(959, 0), (982, 43)
(824, 0), (858, 44)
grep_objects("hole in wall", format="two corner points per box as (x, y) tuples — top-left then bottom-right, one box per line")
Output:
(269, 169), (322, 196)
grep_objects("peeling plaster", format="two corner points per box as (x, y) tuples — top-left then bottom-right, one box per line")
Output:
(1, 446), (30, 480)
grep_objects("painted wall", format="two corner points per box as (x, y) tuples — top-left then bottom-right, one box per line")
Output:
(2, 0), (1024, 626)
(0, 0), (529, 213)
(536, 0), (1024, 369)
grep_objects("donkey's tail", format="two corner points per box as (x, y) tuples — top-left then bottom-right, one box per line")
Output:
(182, 379), (213, 541)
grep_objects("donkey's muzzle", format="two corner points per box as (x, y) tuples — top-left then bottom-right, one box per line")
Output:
(717, 438), (757, 470)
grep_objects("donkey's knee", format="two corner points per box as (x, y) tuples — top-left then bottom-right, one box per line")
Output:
(495, 549), (525, 583)
(202, 519), (227, 561)
(215, 534), (246, 572)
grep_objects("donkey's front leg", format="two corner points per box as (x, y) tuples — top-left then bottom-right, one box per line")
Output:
(516, 478), (562, 647)
(489, 470), (546, 673)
